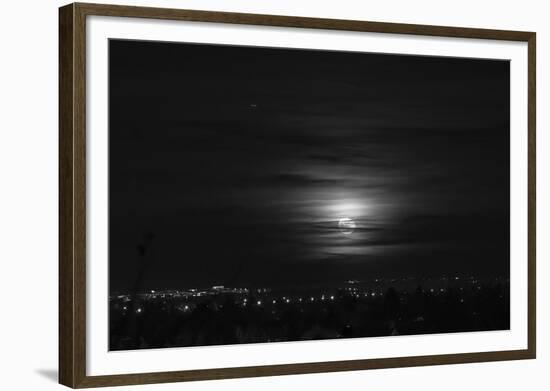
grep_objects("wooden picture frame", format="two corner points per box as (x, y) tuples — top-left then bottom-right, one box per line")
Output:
(59, 2), (536, 388)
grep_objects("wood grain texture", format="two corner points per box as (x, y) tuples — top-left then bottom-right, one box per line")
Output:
(59, 3), (87, 388)
(59, 4), (74, 387)
(527, 34), (536, 357)
(58, 2), (536, 388)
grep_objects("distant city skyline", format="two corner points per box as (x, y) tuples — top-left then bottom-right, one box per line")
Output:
(109, 273), (510, 350)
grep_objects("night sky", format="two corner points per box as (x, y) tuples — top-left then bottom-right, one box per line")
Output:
(109, 39), (510, 292)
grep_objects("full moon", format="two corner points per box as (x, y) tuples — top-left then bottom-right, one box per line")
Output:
(338, 217), (356, 235)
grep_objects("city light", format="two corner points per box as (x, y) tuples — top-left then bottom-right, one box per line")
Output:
(109, 275), (509, 350)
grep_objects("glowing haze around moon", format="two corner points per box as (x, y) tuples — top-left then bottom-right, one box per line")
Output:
(338, 217), (356, 235)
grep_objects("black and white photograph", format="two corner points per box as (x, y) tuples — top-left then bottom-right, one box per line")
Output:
(108, 39), (511, 351)
(1, 0), (544, 389)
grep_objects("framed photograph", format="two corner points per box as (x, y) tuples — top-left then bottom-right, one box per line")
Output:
(59, 2), (536, 388)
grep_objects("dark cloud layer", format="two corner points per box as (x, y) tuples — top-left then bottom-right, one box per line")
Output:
(109, 40), (510, 291)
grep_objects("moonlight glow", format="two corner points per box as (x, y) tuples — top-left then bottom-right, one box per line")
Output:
(338, 217), (356, 235)
(323, 199), (368, 221)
